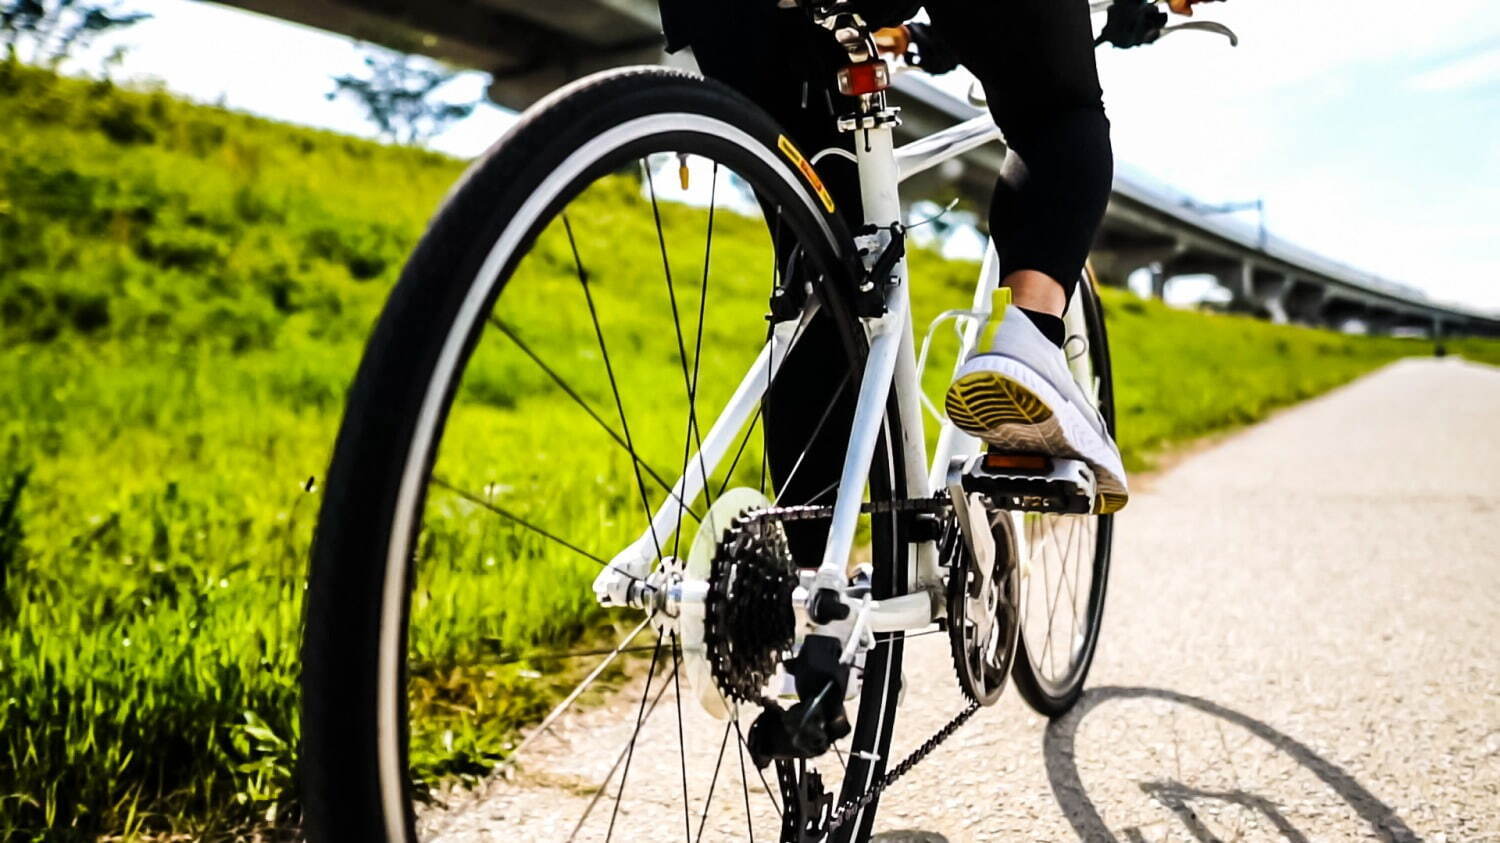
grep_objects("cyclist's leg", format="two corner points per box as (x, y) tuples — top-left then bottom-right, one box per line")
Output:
(929, 0), (1129, 507)
(925, 0), (1113, 325)
(685, 6), (866, 565)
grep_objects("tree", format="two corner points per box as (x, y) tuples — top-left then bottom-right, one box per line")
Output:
(327, 45), (481, 147)
(0, 0), (150, 67)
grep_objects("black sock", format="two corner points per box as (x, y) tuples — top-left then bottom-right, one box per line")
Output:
(1018, 307), (1066, 348)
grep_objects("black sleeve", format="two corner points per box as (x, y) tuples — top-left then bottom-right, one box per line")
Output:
(851, 0), (924, 27)
(657, 0), (698, 53)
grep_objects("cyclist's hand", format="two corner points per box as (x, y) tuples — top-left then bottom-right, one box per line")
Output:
(874, 26), (911, 56)
(1167, 0), (1219, 17)
(877, 22), (960, 74)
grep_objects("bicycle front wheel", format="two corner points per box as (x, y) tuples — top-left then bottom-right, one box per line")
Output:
(1009, 266), (1116, 716)
(300, 67), (912, 843)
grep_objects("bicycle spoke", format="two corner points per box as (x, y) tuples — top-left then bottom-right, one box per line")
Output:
(503, 617), (653, 764)
(734, 716), (782, 817)
(735, 720), (758, 842)
(1046, 518), (1074, 674)
(1058, 517), (1080, 611)
(715, 410), (762, 501)
(770, 371), (853, 506)
(684, 164), (718, 518)
(785, 477), (841, 511)
(717, 310), (834, 500)
(1051, 516), (1078, 668)
(487, 641), (659, 666)
(487, 316), (702, 525)
(602, 634), (667, 842)
(670, 633), (691, 841)
(695, 718), (736, 842)
(568, 668), (673, 842)
(1039, 520), (1059, 678)
(644, 159), (708, 564)
(430, 475), (626, 575)
(566, 213), (667, 564)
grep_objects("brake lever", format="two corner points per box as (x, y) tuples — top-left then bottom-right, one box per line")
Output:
(1158, 20), (1240, 46)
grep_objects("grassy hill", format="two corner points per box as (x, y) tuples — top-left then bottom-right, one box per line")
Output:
(2, 59), (1495, 837)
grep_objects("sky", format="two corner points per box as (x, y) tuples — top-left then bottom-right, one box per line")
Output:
(57, 0), (1500, 312)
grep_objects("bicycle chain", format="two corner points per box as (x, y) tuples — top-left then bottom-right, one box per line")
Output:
(826, 699), (981, 834)
(741, 496), (952, 525)
(735, 496), (986, 838)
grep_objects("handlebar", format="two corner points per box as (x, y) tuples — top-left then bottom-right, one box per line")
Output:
(1159, 20), (1238, 46)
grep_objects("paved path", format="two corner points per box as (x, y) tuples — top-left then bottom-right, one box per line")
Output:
(424, 358), (1500, 841)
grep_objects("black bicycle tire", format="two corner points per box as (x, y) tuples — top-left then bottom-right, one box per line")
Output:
(1009, 266), (1116, 717)
(299, 66), (911, 843)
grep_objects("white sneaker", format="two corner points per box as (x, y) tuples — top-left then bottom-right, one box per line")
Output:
(944, 290), (1129, 514)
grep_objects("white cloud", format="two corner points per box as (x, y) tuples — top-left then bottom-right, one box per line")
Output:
(1404, 47), (1500, 92)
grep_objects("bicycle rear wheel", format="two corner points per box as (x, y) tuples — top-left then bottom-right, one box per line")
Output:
(300, 67), (911, 843)
(1009, 266), (1116, 716)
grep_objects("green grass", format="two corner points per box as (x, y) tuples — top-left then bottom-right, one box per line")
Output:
(2, 59), (1496, 838)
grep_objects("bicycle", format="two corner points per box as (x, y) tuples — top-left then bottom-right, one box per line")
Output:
(300, 2), (1237, 840)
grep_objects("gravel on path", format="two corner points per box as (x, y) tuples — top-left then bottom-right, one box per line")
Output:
(423, 358), (1500, 842)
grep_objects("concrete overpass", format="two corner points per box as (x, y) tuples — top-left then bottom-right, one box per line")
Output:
(215, 0), (1500, 338)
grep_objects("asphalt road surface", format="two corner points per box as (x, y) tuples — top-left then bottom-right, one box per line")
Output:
(422, 357), (1500, 841)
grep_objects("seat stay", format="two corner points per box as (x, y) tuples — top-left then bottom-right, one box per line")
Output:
(591, 301), (820, 606)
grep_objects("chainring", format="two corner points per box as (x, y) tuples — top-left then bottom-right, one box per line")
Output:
(945, 505), (1019, 706)
(703, 510), (798, 705)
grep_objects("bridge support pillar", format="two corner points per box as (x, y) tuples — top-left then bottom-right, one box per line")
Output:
(1087, 240), (1183, 291)
(1158, 252), (1242, 309)
(1213, 260), (1255, 313)
(1364, 308), (1399, 336)
(1282, 279), (1327, 326)
(1322, 297), (1371, 333)
(1150, 264), (1167, 299)
(1247, 269), (1291, 323)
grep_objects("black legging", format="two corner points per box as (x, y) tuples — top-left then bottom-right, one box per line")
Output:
(689, 0), (1113, 297)
(685, 1), (1112, 564)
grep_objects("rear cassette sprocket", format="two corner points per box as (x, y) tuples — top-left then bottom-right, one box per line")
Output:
(703, 512), (798, 705)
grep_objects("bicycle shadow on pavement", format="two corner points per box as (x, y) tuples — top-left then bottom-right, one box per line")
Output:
(1042, 686), (1420, 842)
(871, 832), (951, 842)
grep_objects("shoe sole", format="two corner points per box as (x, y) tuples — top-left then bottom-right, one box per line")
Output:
(945, 356), (1129, 515)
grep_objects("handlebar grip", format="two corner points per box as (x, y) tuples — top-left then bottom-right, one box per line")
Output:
(1095, 0), (1168, 49)
(1095, 0), (1237, 49)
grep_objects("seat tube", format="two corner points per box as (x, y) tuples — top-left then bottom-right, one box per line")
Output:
(863, 123), (941, 586)
(814, 119), (922, 593)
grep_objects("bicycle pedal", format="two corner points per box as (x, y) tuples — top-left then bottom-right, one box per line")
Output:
(960, 452), (1096, 514)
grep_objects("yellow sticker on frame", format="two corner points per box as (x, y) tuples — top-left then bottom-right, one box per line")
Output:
(777, 135), (837, 214)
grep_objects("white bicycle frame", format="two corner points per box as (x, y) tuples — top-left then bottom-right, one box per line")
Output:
(588, 0), (1227, 648)
(590, 104), (1089, 639)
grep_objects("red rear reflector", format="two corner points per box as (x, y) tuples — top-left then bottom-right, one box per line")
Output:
(984, 453), (1052, 472)
(837, 61), (890, 96)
